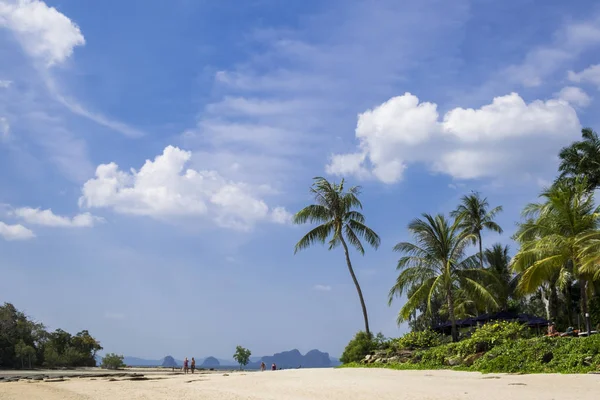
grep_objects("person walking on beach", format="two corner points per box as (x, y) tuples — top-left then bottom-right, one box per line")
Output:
(183, 357), (189, 374)
(271, 363), (276, 371)
(260, 361), (266, 371)
(191, 357), (196, 374)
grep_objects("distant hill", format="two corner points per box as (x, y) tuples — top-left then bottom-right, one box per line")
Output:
(248, 349), (333, 369)
(114, 351), (338, 369)
(161, 356), (179, 368)
(200, 356), (220, 368)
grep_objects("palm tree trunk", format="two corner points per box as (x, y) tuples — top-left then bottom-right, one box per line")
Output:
(447, 291), (458, 342)
(580, 279), (591, 336)
(548, 286), (559, 323)
(478, 232), (484, 270)
(340, 236), (370, 337)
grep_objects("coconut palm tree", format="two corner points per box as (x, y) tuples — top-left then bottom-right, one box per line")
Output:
(451, 192), (503, 270)
(512, 179), (600, 335)
(558, 127), (600, 191)
(484, 244), (518, 311)
(293, 177), (380, 336)
(388, 213), (498, 342)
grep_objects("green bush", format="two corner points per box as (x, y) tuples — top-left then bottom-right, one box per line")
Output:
(469, 321), (529, 352)
(340, 331), (374, 364)
(396, 330), (442, 350)
(340, 322), (600, 374)
(101, 353), (125, 370)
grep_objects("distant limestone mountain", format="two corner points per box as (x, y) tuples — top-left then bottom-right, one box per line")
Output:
(116, 351), (338, 369)
(201, 356), (220, 368)
(161, 355), (179, 368)
(249, 349), (332, 369)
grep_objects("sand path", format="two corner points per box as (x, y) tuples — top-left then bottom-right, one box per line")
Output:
(1, 368), (599, 399)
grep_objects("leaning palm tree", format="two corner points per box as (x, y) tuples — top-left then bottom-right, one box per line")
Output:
(512, 178), (600, 335)
(293, 177), (380, 336)
(388, 213), (498, 342)
(451, 192), (503, 269)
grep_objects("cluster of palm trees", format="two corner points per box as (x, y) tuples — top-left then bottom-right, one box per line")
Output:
(293, 128), (600, 342)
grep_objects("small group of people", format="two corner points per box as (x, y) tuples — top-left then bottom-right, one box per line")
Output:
(183, 357), (196, 374)
(259, 361), (278, 371)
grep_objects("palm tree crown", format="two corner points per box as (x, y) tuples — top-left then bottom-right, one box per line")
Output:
(293, 177), (380, 335)
(558, 128), (600, 191)
(451, 192), (503, 269)
(389, 213), (498, 341)
(512, 179), (600, 334)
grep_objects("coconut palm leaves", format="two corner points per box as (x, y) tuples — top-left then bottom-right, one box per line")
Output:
(512, 179), (600, 334)
(484, 244), (519, 311)
(389, 213), (499, 341)
(451, 192), (503, 269)
(294, 177), (380, 336)
(558, 128), (600, 191)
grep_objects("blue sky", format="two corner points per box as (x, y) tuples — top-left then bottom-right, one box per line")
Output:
(1, 0), (600, 360)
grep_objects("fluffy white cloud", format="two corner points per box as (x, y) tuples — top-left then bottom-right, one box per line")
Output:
(0, 0), (85, 66)
(556, 86), (591, 107)
(328, 92), (581, 183)
(568, 64), (600, 89)
(0, 221), (34, 240)
(313, 284), (332, 292)
(79, 146), (290, 230)
(12, 207), (103, 227)
(442, 93), (578, 142)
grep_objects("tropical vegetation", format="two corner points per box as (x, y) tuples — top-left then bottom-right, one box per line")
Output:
(330, 127), (600, 373)
(0, 302), (102, 369)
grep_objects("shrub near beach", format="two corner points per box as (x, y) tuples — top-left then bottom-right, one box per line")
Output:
(341, 322), (600, 373)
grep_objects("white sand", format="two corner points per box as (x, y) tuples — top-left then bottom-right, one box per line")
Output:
(1, 368), (599, 400)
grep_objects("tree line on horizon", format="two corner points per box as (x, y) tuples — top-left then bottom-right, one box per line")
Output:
(0, 303), (102, 369)
(293, 127), (600, 341)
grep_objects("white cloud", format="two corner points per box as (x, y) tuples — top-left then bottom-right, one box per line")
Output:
(313, 284), (332, 292)
(503, 16), (600, 87)
(555, 86), (591, 107)
(12, 207), (103, 227)
(0, 0), (85, 66)
(79, 145), (290, 231)
(328, 92), (581, 183)
(270, 206), (292, 224)
(442, 93), (578, 142)
(0, 80), (11, 88)
(0, 221), (35, 240)
(568, 64), (600, 89)
(0, 116), (9, 139)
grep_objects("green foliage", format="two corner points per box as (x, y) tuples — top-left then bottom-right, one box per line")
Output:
(342, 322), (600, 374)
(101, 353), (125, 370)
(475, 335), (600, 373)
(233, 345), (251, 370)
(558, 128), (600, 191)
(396, 330), (442, 350)
(0, 302), (102, 369)
(340, 331), (375, 364)
(469, 321), (529, 351)
(389, 213), (499, 341)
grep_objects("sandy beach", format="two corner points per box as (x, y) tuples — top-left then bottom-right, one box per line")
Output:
(1, 368), (599, 400)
